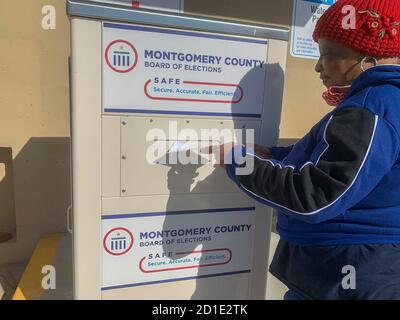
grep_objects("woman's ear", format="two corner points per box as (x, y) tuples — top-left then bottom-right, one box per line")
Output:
(361, 57), (378, 71)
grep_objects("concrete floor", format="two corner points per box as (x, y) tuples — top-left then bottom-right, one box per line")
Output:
(0, 262), (27, 300)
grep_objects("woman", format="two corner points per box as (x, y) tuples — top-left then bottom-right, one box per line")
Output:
(222, 0), (400, 299)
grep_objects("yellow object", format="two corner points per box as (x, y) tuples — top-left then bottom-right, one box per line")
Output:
(12, 234), (61, 300)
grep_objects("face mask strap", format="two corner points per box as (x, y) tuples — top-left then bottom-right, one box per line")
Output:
(330, 84), (352, 89)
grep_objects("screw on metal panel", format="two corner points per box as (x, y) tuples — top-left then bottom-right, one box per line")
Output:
(122, 189), (126, 193)
(122, 155), (126, 160)
(220, 122), (223, 125)
(150, 119), (153, 123)
(122, 121), (127, 125)
(186, 120), (190, 124)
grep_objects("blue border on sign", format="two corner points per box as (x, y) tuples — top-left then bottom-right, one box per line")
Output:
(102, 207), (256, 219)
(101, 269), (251, 291)
(103, 22), (268, 45)
(103, 108), (262, 118)
(303, 0), (334, 4)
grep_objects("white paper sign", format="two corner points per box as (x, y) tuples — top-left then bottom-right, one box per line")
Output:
(291, 0), (336, 59)
(102, 207), (256, 290)
(103, 22), (268, 117)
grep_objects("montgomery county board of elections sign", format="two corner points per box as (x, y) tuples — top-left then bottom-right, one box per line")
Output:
(291, 0), (336, 59)
(101, 207), (256, 290)
(102, 22), (268, 118)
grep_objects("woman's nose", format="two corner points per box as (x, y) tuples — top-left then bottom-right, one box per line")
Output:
(315, 58), (322, 73)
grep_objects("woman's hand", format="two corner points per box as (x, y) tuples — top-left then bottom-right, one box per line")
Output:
(218, 143), (234, 169)
(216, 143), (272, 169)
(252, 144), (272, 159)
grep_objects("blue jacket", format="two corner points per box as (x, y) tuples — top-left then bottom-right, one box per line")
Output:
(226, 65), (400, 299)
(227, 65), (400, 246)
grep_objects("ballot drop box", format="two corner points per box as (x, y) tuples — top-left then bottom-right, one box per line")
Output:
(67, 0), (289, 299)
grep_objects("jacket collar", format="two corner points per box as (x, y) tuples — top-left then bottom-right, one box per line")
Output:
(346, 64), (400, 99)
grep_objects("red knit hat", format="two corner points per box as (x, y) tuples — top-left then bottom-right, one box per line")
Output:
(313, 0), (400, 57)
